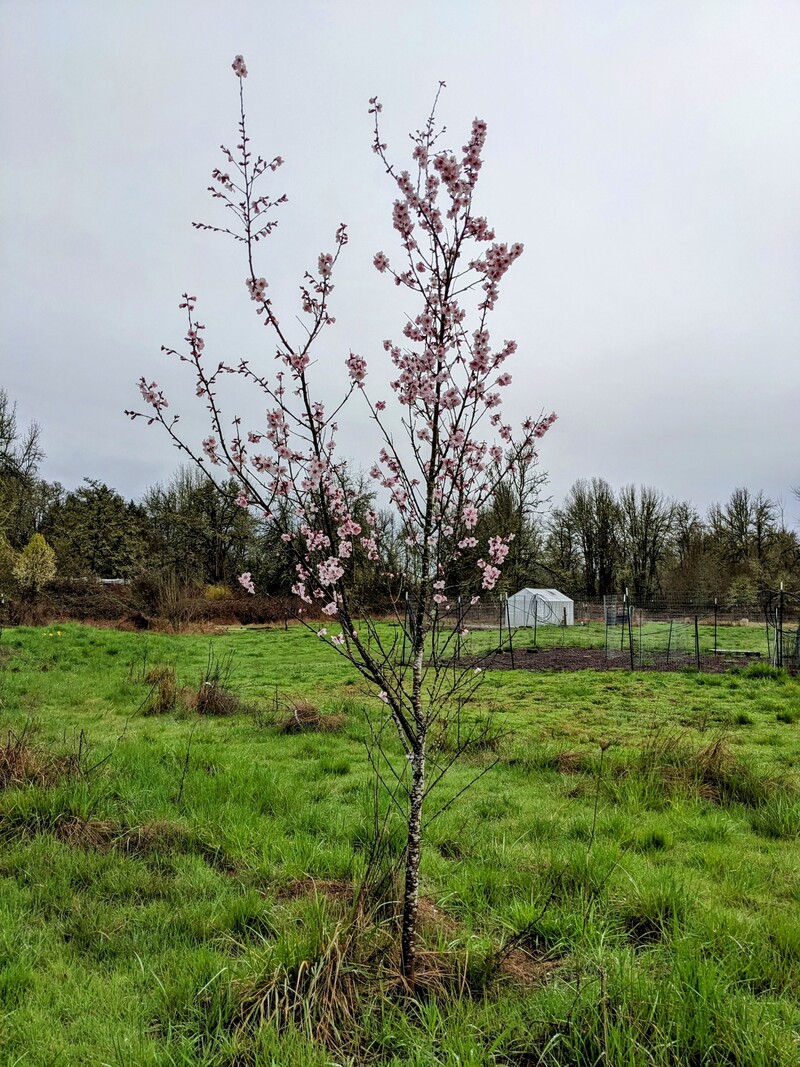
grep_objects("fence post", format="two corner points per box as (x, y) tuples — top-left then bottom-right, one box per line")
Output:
(713, 598), (717, 658)
(695, 615), (701, 671)
(506, 595), (515, 669)
(402, 592), (409, 666)
(621, 589), (628, 654)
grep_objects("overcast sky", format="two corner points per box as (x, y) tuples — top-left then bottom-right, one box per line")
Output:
(2, 0), (798, 525)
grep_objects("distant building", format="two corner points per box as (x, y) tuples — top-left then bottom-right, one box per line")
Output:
(506, 588), (574, 627)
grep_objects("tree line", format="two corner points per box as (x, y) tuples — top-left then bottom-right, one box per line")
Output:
(1, 390), (798, 609)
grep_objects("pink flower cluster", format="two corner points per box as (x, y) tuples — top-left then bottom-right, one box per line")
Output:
(138, 379), (168, 412)
(477, 561), (501, 590)
(318, 557), (345, 586)
(346, 352), (367, 384)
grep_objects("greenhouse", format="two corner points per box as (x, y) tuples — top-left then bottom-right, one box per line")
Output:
(506, 588), (574, 627)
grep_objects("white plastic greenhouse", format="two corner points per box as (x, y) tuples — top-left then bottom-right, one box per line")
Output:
(506, 588), (574, 627)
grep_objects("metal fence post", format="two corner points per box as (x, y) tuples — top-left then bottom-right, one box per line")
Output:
(506, 595), (515, 669)
(713, 598), (718, 658)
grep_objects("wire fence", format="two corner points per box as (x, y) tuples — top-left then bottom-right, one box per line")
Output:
(402, 589), (799, 673)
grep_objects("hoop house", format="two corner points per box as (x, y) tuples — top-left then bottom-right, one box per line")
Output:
(506, 588), (574, 627)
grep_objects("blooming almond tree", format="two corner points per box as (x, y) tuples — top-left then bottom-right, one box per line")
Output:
(129, 57), (555, 985)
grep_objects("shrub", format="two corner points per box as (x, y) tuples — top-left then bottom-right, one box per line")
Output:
(204, 583), (232, 602)
(13, 533), (56, 599)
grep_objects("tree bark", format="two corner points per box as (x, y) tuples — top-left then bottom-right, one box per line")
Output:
(400, 746), (426, 988)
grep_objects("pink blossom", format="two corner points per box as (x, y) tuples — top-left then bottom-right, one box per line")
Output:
(360, 536), (379, 561)
(322, 601), (338, 617)
(202, 436), (221, 465)
(318, 557), (345, 586)
(331, 632), (345, 645)
(462, 506), (479, 530)
(291, 581), (312, 604)
(246, 277), (267, 301)
(337, 518), (362, 538)
(378, 690), (390, 704)
(317, 628), (327, 638)
(481, 565), (500, 590)
(235, 492), (249, 509)
(488, 536), (510, 566)
(238, 572), (256, 595)
(373, 252), (390, 272)
(138, 380), (168, 410)
(232, 55), (248, 78)
(346, 352), (367, 384)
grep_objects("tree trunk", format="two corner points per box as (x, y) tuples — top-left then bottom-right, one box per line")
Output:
(400, 747), (426, 988)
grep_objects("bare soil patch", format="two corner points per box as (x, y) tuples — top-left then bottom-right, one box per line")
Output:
(483, 648), (764, 673)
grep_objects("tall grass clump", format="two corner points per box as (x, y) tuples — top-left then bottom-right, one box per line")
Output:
(606, 730), (796, 811)
(141, 664), (178, 716)
(192, 645), (239, 716)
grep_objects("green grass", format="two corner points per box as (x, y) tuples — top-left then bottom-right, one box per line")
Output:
(460, 618), (776, 659)
(0, 622), (798, 1065)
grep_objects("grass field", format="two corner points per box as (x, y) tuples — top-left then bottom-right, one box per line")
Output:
(0, 622), (798, 1065)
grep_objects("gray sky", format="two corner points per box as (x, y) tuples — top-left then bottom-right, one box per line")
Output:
(2, 0), (799, 525)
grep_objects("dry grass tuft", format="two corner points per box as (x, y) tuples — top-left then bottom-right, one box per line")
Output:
(0, 726), (80, 789)
(191, 682), (240, 716)
(551, 749), (594, 775)
(55, 816), (118, 850)
(117, 819), (193, 856)
(497, 947), (564, 987)
(184, 644), (242, 715)
(140, 665), (178, 715)
(279, 700), (346, 734)
(278, 878), (354, 903)
(52, 815), (243, 870)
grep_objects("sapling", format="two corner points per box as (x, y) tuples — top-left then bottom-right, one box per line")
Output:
(129, 56), (555, 985)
